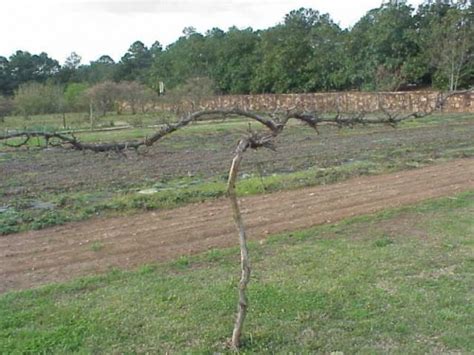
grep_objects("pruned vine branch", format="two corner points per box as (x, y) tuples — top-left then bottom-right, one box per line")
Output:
(377, 89), (473, 126)
(1, 89), (462, 152)
(0, 109), (282, 152)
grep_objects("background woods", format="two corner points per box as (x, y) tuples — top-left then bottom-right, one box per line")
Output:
(0, 1), (472, 108)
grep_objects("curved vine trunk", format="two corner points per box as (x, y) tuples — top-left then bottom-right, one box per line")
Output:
(227, 139), (251, 349)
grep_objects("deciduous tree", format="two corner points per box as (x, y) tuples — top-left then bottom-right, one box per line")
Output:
(118, 81), (158, 115)
(416, 0), (474, 90)
(163, 76), (215, 114)
(64, 82), (89, 112)
(13, 82), (64, 119)
(347, 2), (419, 90)
(86, 81), (121, 118)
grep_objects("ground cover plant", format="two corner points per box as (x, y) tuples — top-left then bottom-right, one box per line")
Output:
(1, 192), (472, 353)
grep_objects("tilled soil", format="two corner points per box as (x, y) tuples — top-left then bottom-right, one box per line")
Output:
(2, 121), (474, 201)
(1, 158), (473, 293)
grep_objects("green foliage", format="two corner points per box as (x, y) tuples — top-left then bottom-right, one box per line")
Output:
(149, 32), (211, 90)
(0, 51), (60, 96)
(1, 192), (473, 352)
(373, 235), (395, 247)
(64, 83), (89, 112)
(347, 3), (420, 90)
(2, 3), (474, 95)
(210, 27), (259, 94)
(0, 208), (21, 235)
(0, 56), (13, 96)
(415, 1), (474, 91)
(13, 82), (65, 119)
(82, 55), (116, 84)
(252, 8), (348, 93)
(144, 2), (472, 93)
(90, 241), (104, 252)
(30, 210), (70, 230)
(115, 41), (157, 83)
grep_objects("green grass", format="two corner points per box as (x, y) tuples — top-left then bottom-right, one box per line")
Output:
(0, 111), (176, 131)
(398, 112), (474, 129)
(1, 112), (88, 131)
(1, 191), (473, 353)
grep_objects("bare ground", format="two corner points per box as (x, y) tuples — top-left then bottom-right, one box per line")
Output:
(1, 158), (473, 293)
(2, 122), (474, 201)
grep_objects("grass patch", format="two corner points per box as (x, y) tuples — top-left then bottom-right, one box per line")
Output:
(0, 112), (175, 131)
(373, 234), (395, 247)
(1, 191), (473, 353)
(90, 241), (104, 252)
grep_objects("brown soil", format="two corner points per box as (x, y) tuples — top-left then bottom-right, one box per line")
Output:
(1, 158), (473, 293)
(2, 121), (474, 202)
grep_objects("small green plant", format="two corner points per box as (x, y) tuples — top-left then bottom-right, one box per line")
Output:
(0, 209), (21, 235)
(172, 256), (190, 269)
(138, 265), (155, 275)
(373, 235), (395, 247)
(205, 249), (224, 262)
(30, 210), (69, 230)
(90, 241), (104, 252)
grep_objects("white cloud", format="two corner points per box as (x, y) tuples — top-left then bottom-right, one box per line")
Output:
(80, 1), (235, 14)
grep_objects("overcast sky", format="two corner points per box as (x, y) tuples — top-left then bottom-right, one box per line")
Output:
(2, 0), (425, 64)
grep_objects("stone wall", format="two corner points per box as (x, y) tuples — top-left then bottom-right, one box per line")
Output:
(192, 91), (474, 113)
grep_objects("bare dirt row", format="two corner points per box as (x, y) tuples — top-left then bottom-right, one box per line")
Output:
(1, 158), (473, 293)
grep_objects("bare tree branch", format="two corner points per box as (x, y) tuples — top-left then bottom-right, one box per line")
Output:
(0, 109), (282, 152)
(377, 88), (473, 126)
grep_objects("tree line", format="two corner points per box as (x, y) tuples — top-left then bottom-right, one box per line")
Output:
(0, 1), (473, 119)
